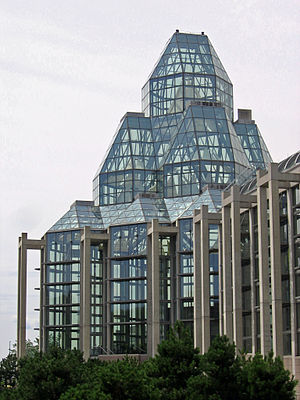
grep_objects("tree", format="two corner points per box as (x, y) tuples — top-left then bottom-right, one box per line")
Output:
(187, 336), (297, 400)
(0, 352), (18, 391)
(61, 356), (158, 400)
(187, 336), (242, 400)
(145, 321), (202, 399)
(15, 346), (85, 400)
(240, 352), (297, 400)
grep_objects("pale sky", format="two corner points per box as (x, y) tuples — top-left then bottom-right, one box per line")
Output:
(0, 0), (299, 358)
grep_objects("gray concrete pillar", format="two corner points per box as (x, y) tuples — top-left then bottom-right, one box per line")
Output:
(170, 236), (177, 326)
(151, 219), (160, 357)
(269, 179), (283, 356)
(218, 224), (223, 336)
(193, 210), (202, 351)
(106, 228), (112, 352)
(175, 220), (181, 322)
(287, 188), (296, 374)
(102, 241), (108, 351)
(231, 186), (243, 351)
(257, 184), (271, 354)
(222, 205), (233, 340)
(146, 227), (153, 355)
(249, 209), (257, 355)
(81, 226), (91, 360)
(200, 206), (210, 353)
(17, 233), (28, 359)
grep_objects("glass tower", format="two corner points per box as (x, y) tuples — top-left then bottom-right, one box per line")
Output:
(21, 31), (280, 358)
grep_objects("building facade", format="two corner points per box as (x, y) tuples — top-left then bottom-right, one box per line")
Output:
(17, 30), (300, 388)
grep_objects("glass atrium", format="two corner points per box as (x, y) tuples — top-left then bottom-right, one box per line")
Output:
(42, 31), (273, 356)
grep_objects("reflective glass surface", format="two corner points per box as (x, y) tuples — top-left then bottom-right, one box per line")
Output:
(109, 224), (147, 354)
(142, 32), (233, 119)
(45, 230), (81, 350)
(234, 122), (272, 169)
(49, 31), (274, 232)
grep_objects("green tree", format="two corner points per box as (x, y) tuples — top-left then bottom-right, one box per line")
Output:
(16, 346), (85, 400)
(61, 356), (158, 400)
(0, 352), (18, 390)
(145, 321), (202, 399)
(187, 336), (297, 400)
(187, 336), (242, 400)
(240, 352), (297, 400)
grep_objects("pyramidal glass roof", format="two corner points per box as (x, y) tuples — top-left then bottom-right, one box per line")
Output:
(49, 201), (103, 232)
(234, 121), (272, 169)
(164, 105), (250, 167)
(149, 32), (231, 83)
(179, 188), (222, 218)
(142, 31), (233, 120)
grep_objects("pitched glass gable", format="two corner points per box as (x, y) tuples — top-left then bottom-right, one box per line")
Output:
(151, 113), (183, 167)
(93, 114), (160, 206)
(109, 196), (170, 225)
(234, 122), (272, 169)
(163, 104), (251, 198)
(180, 188), (222, 217)
(142, 31), (233, 119)
(49, 201), (103, 231)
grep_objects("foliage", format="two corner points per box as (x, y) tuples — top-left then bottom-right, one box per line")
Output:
(0, 352), (18, 391)
(16, 346), (85, 400)
(0, 328), (297, 400)
(187, 336), (242, 400)
(145, 321), (202, 399)
(239, 352), (297, 400)
(64, 356), (159, 400)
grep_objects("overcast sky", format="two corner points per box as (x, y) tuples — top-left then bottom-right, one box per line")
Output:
(0, 0), (299, 359)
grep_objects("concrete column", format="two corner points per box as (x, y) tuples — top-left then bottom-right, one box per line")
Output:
(102, 241), (108, 351)
(106, 228), (112, 352)
(146, 227), (153, 355)
(257, 184), (271, 354)
(17, 234), (45, 358)
(175, 220), (181, 322)
(231, 186), (243, 351)
(200, 206), (210, 353)
(17, 233), (28, 359)
(287, 188), (296, 374)
(193, 210), (202, 351)
(81, 226), (91, 360)
(218, 224), (224, 336)
(249, 209), (257, 355)
(170, 236), (177, 326)
(269, 179), (283, 356)
(222, 204), (233, 340)
(151, 219), (160, 357)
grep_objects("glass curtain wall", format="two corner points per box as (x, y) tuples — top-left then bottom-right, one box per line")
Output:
(279, 192), (291, 355)
(159, 236), (172, 341)
(90, 243), (104, 356)
(209, 224), (219, 342)
(240, 212), (252, 352)
(110, 224), (147, 354)
(179, 219), (194, 334)
(45, 231), (81, 350)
